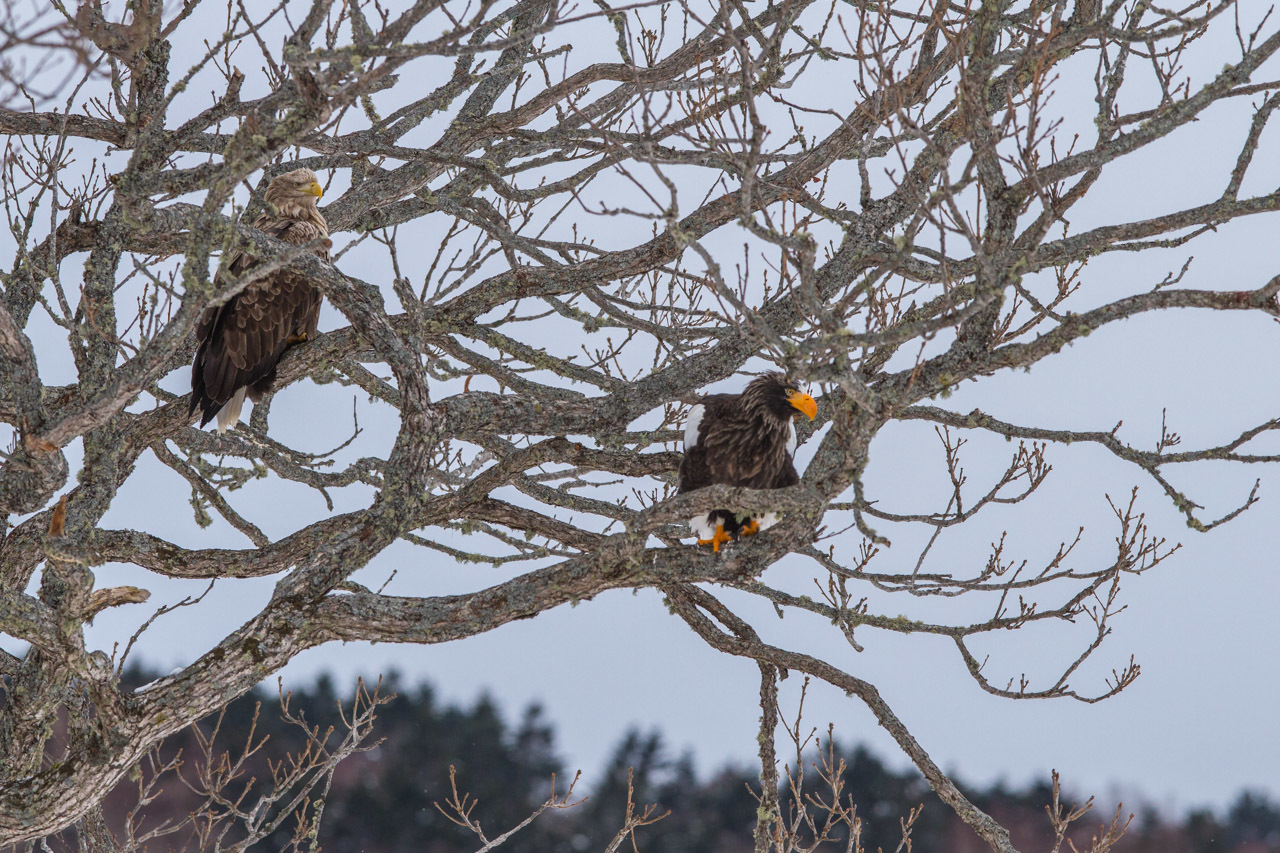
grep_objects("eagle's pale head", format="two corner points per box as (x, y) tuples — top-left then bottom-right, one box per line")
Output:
(265, 168), (324, 215)
(746, 373), (817, 423)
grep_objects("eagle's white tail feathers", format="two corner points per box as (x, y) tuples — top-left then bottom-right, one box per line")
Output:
(757, 512), (780, 531)
(689, 513), (718, 540)
(215, 388), (247, 434)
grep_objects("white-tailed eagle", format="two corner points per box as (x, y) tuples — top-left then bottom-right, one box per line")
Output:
(190, 167), (329, 432)
(678, 373), (818, 551)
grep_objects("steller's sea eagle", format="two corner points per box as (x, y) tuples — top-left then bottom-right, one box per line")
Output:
(190, 167), (329, 432)
(679, 373), (818, 552)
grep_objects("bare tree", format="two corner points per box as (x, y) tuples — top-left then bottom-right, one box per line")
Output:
(2, 0), (1279, 849)
(116, 677), (388, 853)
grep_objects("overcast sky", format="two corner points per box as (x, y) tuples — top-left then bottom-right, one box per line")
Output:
(5, 0), (1280, 820)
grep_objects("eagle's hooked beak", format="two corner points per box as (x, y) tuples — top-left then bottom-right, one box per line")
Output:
(787, 390), (817, 420)
(304, 181), (324, 199)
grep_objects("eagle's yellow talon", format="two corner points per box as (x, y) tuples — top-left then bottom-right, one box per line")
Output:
(697, 524), (733, 553)
(739, 518), (761, 537)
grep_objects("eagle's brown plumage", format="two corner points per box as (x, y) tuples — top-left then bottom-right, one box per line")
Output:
(679, 373), (818, 551)
(190, 168), (329, 432)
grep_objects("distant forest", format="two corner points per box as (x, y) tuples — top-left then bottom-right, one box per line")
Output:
(86, 669), (1278, 852)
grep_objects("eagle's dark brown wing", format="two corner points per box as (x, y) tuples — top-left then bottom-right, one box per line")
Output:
(190, 216), (327, 430)
(679, 394), (795, 491)
(678, 394), (734, 494)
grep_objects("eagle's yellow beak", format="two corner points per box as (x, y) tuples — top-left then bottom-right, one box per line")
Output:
(304, 181), (324, 199)
(787, 390), (817, 420)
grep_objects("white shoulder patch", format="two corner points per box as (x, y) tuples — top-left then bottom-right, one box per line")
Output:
(684, 404), (705, 451)
(785, 421), (797, 458)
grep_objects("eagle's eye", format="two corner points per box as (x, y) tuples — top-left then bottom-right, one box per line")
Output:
(785, 387), (818, 420)
(296, 178), (324, 199)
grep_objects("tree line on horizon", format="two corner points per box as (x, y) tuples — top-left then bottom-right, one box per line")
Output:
(35, 669), (1268, 853)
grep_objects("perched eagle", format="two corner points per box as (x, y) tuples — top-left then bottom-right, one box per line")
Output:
(189, 168), (329, 432)
(679, 373), (818, 552)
